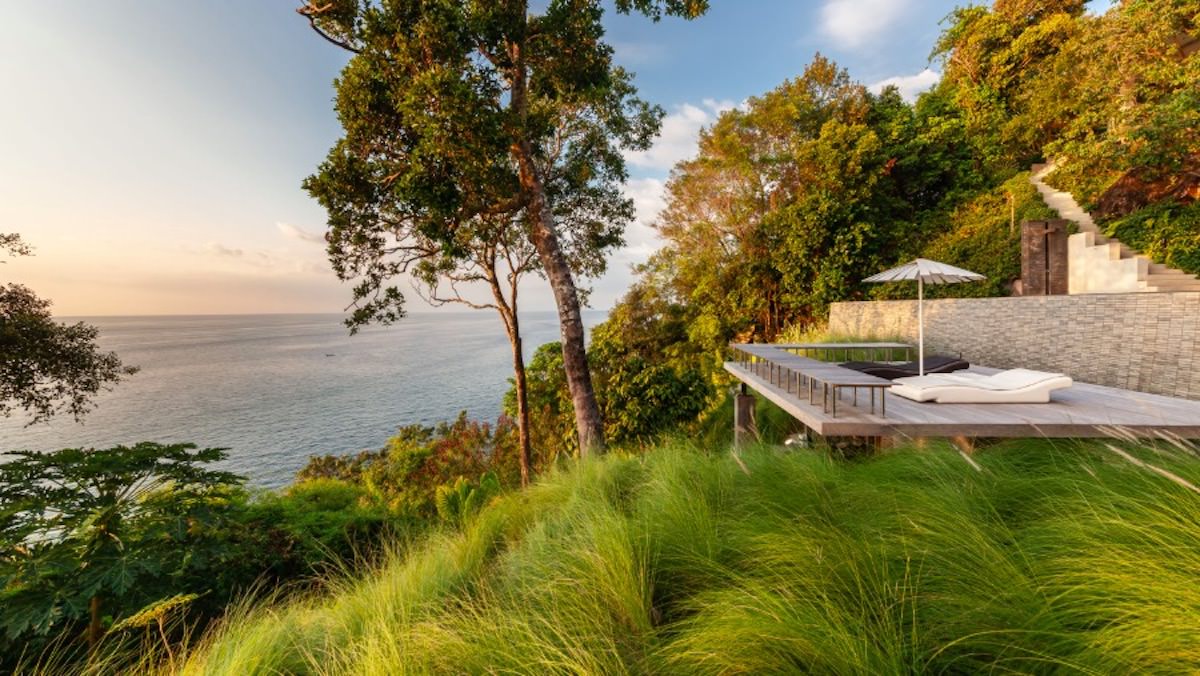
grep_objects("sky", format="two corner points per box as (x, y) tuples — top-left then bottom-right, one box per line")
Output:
(0, 0), (1111, 316)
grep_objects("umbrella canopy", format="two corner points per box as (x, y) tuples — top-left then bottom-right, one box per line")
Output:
(863, 258), (986, 285)
(863, 259), (985, 376)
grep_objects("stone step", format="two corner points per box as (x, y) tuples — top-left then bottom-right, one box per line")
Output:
(1150, 263), (1188, 274)
(1145, 280), (1200, 291)
(1077, 233), (1136, 260)
(1146, 276), (1200, 288)
(1031, 161), (1198, 294)
(1142, 285), (1200, 294)
(1147, 269), (1197, 278)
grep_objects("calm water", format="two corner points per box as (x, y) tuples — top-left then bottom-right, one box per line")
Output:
(0, 312), (603, 487)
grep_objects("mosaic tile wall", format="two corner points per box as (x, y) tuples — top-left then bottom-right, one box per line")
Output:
(829, 292), (1200, 400)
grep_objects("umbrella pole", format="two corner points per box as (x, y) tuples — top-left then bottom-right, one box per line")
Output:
(918, 276), (925, 376)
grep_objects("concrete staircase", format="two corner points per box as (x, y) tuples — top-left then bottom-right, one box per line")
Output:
(1030, 163), (1200, 293)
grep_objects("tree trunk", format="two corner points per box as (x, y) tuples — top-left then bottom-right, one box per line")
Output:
(515, 160), (605, 456)
(507, 36), (604, 457)
(508, 317), (532, 486)
(87, 594), (103, 651)
(486, 258), (533, 485)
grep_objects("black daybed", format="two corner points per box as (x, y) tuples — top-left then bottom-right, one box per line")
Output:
(840, 354), (969, 380)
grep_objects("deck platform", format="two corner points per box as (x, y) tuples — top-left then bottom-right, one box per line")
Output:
(726, 344), (1200, 439)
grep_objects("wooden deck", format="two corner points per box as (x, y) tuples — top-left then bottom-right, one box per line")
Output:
(726, 344), (1200, 439)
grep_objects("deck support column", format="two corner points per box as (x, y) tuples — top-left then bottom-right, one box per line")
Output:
(734, 383), (757, 448)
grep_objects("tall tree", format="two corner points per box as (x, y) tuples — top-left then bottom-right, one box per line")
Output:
(416, 216), (538, 485)
(312, 201), (544, 485)
(932, 0), (1087, 173)
(297, 0), (706, 456)
(1, 234), (136, 425)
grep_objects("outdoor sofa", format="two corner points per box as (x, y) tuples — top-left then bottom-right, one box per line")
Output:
(889, 368), (1073, 404)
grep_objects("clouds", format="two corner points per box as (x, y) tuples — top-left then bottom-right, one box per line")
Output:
(195, 222), (331, 279)
(622, 177), (668, 257)
(623, 98), (736, 172)
(819, 0), (911, 49)
(868, 68), (941, 102)
(594, 97), (743, 308)
(276, 222), (326, 245)
(206, 242), (244, 258)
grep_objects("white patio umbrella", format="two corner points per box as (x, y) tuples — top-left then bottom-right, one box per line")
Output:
(862, 258), (985, 376)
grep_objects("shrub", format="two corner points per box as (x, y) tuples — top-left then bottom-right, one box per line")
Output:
(297, 413), (521, 518)
(245, 479), (398, 571)
(1104, 201), (1200, 276)
(0, 444), (244, 667)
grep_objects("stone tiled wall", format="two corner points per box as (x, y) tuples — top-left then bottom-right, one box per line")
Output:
(828, 292), (1200, 400)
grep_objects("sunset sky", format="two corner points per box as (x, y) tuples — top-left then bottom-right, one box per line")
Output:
(1, 1), (1113, 316)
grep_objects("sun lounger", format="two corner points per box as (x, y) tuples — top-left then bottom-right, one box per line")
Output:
(889, 368), (1073, 404)
(840, 354), (969, 380)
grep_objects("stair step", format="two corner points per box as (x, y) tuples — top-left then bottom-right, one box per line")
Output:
(1146, 277), (1200, 287)
(1031, 161), (1199, 293)
(1149, 263), (1186, 274)
(1146, 282), (1200, 291)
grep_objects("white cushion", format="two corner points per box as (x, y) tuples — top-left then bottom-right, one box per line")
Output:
(890, 369), (1073, 404)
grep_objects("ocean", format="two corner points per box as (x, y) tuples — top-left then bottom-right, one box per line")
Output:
(0, 312), (605, 488)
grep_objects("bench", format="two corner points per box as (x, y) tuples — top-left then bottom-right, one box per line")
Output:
(732, 345), (892, 417)
(774, 342), (913, 363)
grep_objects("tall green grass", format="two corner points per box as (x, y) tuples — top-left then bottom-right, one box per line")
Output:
(148, 439), (1198, 675)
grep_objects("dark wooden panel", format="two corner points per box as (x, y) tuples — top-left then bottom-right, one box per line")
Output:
(1022, 220), (1047, 296)
(1047, 219), (1069, 295)
(1021, 220), (1069, 296)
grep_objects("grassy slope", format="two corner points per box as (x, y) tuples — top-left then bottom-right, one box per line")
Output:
(159, 438), (1200, 676)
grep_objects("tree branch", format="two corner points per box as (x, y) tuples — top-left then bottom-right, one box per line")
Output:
(297, 3), (362, 54)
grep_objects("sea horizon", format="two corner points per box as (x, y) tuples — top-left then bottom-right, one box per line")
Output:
(2, 311), (607, 487)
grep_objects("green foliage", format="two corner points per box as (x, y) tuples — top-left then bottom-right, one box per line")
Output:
(1105, 201), (1200, 276)
(933, 0), (1087, 175)
(578, 0), (1195, 459)
(0, 443), (419, 672)
(297, 412), (520, 518)
(512, 321), (711, 461)
(937, 0), (1200, 211)
(872, 171), (1057, 299)
(587, 296), (713, 444)
(507, 342), (577, 463)
(299, 0), (710, 455)
(434, 472), (500, 527)
(108, 594), (200, 634)
(622, 53), (1005, 378)
(246, 479), (397, 569)
(693, 390), (805, 448)
(174, 439), (1200, 674)
(1, 278), (136, 424)
(299, 0), (700, 331)
(0, 443), (243, 661)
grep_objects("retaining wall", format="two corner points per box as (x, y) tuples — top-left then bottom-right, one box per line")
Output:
(828, 292), (1200, 400)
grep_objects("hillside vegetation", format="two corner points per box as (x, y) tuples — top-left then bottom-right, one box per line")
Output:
(512, 0), (1200, 462)
(7, 2), (1197, 671)
(150, 440), (1200, 675)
